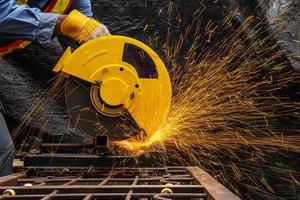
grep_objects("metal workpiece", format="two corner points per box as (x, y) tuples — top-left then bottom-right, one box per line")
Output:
(23, 154), (159, 169)
(0, 166), (240, 200)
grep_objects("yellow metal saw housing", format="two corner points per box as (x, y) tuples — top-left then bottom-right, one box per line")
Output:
(53, 36), (172, 139)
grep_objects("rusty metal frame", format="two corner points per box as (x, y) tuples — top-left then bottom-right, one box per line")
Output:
(0, 167), (240, 200)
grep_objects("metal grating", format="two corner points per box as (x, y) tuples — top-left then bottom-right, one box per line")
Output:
(0, 167), (208, 200)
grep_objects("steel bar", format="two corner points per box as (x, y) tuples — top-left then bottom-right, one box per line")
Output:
(153, 193), (172, 200)
(82, 176), (111, 199)
(187, 167), (240, 200)
(125, 175), (139, 200)
(24, 154), (159, 168)
(18, 177), (192, 182)
(64, 177), (81, 185)
(98, 176), (110, 186)
(0, 185), (204, 194)
(125, 190), (133, 200)
(82, 194), (93, 200)
(0, 173), (26, 186)
(39, 177), (81, 200)
(34, 182), (46, 186)
(131, 175), (139, 185)
(17, 177), (193, 183)
(40, 190), (58, 200)
(1, 193), (208, 199)
(23, 142), (94, 148)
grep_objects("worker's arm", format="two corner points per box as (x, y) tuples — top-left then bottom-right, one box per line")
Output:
(0, 0), (109, 44)
(0, 0), (60, 43)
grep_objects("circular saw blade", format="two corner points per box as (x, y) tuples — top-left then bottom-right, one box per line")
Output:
(65, 77), (143, 141)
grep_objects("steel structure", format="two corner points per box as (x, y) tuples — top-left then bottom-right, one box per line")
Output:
(0, 166), (240, 200)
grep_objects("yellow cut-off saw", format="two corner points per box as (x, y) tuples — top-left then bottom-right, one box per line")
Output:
(53, 36), (172, 143)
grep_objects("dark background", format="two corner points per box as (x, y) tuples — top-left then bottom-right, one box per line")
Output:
(0, 0), (299, 199)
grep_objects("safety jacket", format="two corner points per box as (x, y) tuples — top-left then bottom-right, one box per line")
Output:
(0, 0), (73, 56)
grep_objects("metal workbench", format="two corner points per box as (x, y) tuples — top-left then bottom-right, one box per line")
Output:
(0, 166), (240, 200)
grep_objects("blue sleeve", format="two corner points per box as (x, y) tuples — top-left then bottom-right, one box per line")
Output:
(69, 0), (93, 17)
(0, 0), (60, 44)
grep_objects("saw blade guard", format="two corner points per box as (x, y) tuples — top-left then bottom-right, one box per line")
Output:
(53, 36), (172, 141)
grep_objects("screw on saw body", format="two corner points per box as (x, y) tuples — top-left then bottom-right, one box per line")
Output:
(130, 92), (135, 99)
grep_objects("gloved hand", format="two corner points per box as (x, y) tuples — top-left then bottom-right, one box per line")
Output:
(60, 10), (110, 44)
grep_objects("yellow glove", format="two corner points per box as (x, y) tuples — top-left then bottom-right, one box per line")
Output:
(60, 10), (110, 44)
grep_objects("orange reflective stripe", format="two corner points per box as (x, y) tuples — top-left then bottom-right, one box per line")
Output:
(0, 40), (23, 52)
(44, 0), (58, 12)
(63, 0), (74, 14)
(1, 0), (72, 56)
(0, 41), (31, 56)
